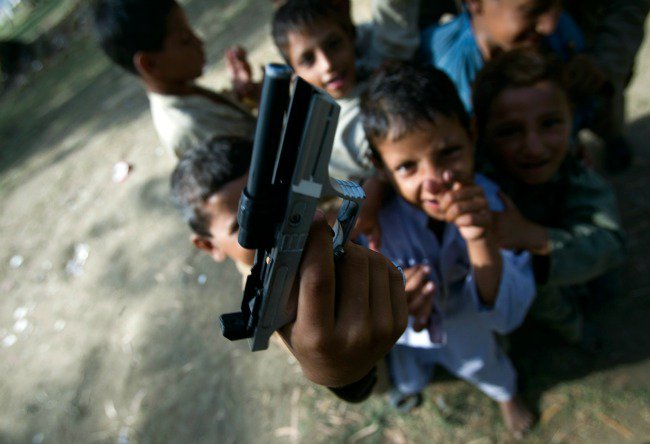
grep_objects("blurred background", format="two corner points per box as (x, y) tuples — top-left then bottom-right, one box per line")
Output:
(0, 0), (649, 442)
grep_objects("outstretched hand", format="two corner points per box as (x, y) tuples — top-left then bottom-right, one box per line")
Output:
(225, 45), (262, 105)
(279, 213), (407, 388)
(403, 265), (435, 332)
(494, 191), (549, 255)
(439, 171), (492, 242)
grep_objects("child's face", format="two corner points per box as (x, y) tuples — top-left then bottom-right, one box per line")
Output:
(201, 174), (255, 266)
(483, 80), (571, 185)
(285, 20), (356, 99)
(151, 5), (206, 82)
(469, 0), (561, 52)
(375, 116), (475, 221)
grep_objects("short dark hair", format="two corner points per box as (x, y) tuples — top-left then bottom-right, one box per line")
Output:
(360, 61), (470, 162)
(272, 0), (355, 63)
(92, 0), (177, 74)
(472, 49), (566, 142)
(171, 137), (253, 237)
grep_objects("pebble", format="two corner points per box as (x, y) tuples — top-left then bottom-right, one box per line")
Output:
(2, 334), (17, 347)
(112, 161), (132, 183)
(13, 318), (29, 333)
(9, 255), (24, 268)
(66, 243), (90, 277)
(13, 306), (28, 319)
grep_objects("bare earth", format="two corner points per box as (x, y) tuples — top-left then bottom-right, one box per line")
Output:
(1, 2), (649, 443)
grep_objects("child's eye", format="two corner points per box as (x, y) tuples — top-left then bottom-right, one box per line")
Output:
(439, 146), (461, 158)
(395, 161), (416, 175)
(325, 37), (342, 52)
(298, 52), (315, 67)
(229, 220), (240, 235)
(541, 117), (566, 130)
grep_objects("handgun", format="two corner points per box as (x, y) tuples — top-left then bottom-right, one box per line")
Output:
(219, 64), (366, 351)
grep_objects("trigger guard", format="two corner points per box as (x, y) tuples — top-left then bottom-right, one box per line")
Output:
(332, 199), (360, 258)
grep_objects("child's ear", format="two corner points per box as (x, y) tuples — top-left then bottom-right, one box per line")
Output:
(133, 52), (155, 77)
(191, 234), (227, 262)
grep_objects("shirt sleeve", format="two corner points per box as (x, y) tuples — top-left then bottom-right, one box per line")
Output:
(366, 0), (421, 68)
(544, 166), (626, 286)
(470, 250), (536, 334)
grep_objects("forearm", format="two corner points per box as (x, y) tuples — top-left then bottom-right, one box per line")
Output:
(519, 219), (551, 255)
(541, 225), (626, 286)
(467, 235), (503, 305)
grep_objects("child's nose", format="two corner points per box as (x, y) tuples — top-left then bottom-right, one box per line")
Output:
(423, 177), (446, 195)
(317, 51), (334, 72)
(525, 130), (546, 155)
(422, 163), (447, 193)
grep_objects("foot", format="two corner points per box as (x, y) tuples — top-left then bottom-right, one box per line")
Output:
(499, 396), (533, 439)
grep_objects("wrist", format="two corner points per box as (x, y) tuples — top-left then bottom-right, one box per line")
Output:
(522, 222), (549, 255)
(327, 367), (377, 403)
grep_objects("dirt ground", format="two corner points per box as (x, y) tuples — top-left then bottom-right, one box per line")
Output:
(1, 1), (649, 443)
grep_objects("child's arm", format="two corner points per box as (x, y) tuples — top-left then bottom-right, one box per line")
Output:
(279, 214), (408, 389)
(493, 191), (550, 255)
(402, 264), (436, 331)
(494, 167), (625, 286)
(441, 179), (502, 305)
(225, 45), (262, 108)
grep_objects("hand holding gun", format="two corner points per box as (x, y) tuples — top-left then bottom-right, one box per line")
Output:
(219, 64), (407, 395)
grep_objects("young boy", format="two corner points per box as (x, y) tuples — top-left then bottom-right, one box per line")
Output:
(270, 0), (426, 247)
(418, 0), (586, 112)
(360, 62), (536, 436)
(271, 0), (378, 182)
(92, 0), (256, 158)
(170, 136), (409, 401)
(472, 49), (626, 347)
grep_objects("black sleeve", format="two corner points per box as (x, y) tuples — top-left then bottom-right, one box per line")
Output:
(327, 367), (377, 403)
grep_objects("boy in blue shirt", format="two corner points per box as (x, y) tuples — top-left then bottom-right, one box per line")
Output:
(360, 62), (536, 436)
(419, 0), (584, 112)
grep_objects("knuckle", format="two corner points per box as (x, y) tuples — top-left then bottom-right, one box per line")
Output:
(299, 332), (334, 355)
(300, 268), (334, 299)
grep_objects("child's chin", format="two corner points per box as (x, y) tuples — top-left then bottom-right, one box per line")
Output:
(422, 204), (445, 221)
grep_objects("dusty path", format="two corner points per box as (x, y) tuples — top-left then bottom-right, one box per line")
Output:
(0, 2), (649, 443)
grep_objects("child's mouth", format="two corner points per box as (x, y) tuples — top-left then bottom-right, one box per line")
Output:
(326, 73), (347, 91)
(423, 198), (441, 211)
(519, 159), (550, 170)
